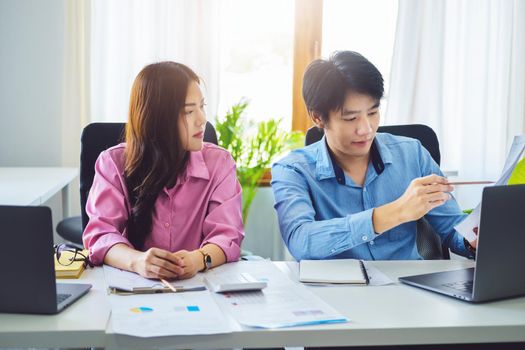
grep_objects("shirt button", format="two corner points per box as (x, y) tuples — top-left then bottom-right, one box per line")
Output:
(369, 241), (375, 245)
(164, 222), (170, 228)
(362, 235), (368, 241)
(363, 187), (367, 192)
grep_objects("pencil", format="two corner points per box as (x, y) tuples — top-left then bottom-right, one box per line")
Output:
(159, 279), (207, 293)
(160, 278), (178, 292)
(446, 181), (494, 185)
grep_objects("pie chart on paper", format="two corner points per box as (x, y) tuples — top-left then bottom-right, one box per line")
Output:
(129, 306), (154, 313)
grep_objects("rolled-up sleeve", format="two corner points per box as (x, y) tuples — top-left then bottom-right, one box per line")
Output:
(201, 155), (244, 262)
(82, 151), (133, 265)
(271, 162), (376, 261)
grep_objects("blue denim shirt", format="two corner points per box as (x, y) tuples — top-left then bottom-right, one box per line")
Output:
(271, 132), (472, 261)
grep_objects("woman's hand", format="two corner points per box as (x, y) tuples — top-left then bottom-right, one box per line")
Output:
(131, 247), (184, 279)
(172, 249), (205, 280)
(396, 174), (454, 223)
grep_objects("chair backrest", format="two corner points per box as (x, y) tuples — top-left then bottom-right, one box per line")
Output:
(304, 123), (449, 259)
(79, 121), (218, 229)
(305, 124), (441, 165)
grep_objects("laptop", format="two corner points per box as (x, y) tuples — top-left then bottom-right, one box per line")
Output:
(399, 184), (525, 303)
(0, 206), (92, 314)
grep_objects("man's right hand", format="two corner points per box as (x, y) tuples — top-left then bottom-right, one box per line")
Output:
(396, 174), (454, 222)
(373, 174), (454, 234)
(131, 247), (185, 279)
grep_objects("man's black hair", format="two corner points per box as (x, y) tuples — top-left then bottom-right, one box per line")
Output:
(302, 51), (384, 123)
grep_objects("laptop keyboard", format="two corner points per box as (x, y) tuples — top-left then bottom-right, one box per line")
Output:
(442, 280), (473, 292)
(57, 293), (71, 304)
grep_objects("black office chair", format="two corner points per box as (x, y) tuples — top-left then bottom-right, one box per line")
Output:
(305, 124), (450, 260)
(56, 121), (219, 247)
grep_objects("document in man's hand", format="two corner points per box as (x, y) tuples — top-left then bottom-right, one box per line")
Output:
(299, 259), (369, 284)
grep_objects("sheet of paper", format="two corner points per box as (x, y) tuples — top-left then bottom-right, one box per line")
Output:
(109, 291), (235, 337)
(455, 135), (525, 241)
(103, 264), (204, 291)
(363, 263), (395, 286)
(209, 260), (348, 329)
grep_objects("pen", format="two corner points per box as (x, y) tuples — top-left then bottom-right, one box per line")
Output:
(446, 181), (494, 185)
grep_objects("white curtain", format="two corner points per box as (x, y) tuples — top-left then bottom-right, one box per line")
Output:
(62, 0), (92, 215)
(63, 0), (91, 167)
(386, 0), (525, 208)
(90, 0), (222, 122)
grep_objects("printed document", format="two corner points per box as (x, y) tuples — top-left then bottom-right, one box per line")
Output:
(455, 135), (525, 241)
(109, 291), (236, 337)
(210, 260), (348, 328)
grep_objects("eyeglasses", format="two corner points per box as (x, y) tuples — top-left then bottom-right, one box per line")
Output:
(54, 243), (94, 268)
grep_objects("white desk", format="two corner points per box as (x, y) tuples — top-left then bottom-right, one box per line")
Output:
(0, 167), (78, 217)
(0, 268), (109, 348)
(1, 260), (524, 349)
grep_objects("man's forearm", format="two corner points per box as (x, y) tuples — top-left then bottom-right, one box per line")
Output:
(372, 200), (404, 234)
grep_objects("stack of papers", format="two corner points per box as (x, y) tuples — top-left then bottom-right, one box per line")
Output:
(109, 291), (236, 337)
(104, 265), (236, 337)
(104, 261), (349, 336)
(211, 260), (349, 329)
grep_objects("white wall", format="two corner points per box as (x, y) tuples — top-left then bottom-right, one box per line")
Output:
(243, 187), (293, 261)
(0, 0), (66, 166)
(0, 0), (74, 241)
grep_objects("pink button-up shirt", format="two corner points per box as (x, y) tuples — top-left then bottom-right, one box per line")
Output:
(83, 142), (244, 265)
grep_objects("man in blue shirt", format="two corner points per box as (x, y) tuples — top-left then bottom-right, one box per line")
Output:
(271, 51), (477, 261)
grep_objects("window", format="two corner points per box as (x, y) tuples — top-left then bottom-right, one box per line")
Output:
(322, 0), (398, 117)
(217, 0), (295, 130)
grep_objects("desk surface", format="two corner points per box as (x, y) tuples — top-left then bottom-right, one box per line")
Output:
(0, 268), (109, 348)
(0, 167), (78, 206)
(1, 260), (524, 349)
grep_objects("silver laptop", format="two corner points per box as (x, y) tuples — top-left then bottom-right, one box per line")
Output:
(0, 206), (91, 314)
(399, 184), (525, 303)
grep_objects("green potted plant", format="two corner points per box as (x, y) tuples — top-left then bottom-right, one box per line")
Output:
(215, 100), (304, 223)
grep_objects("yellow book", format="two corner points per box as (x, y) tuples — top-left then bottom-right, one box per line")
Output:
(54, 249), (88, 279)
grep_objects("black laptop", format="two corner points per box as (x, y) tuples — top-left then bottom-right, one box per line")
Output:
(0, 206), (92, 314)
(399, 184), (525, 303)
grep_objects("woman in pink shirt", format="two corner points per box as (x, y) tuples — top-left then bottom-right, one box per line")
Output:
(83, 62), (244, 280)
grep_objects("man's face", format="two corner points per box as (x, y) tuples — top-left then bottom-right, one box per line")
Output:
(317, 91), (380, 162)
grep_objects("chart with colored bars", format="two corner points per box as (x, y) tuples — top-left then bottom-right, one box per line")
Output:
(129, 305), (200, 313)
(129, 307), (153, 313)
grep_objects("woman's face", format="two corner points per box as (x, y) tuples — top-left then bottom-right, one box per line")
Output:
(178, 81), (207, 151)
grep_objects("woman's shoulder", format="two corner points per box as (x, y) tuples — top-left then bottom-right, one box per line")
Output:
(96, 143), (127, 173)
(200, 142), (235, 164)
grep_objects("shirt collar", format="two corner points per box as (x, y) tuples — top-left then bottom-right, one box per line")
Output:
(315, 134), (391, 184)
(184, 150), (210, 181)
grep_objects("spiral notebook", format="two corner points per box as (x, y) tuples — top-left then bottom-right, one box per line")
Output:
(299, 259), (369, 284)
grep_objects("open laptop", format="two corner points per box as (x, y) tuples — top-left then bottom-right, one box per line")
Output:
(399, 184), (525, 303)
(0, 206), (91, 314)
